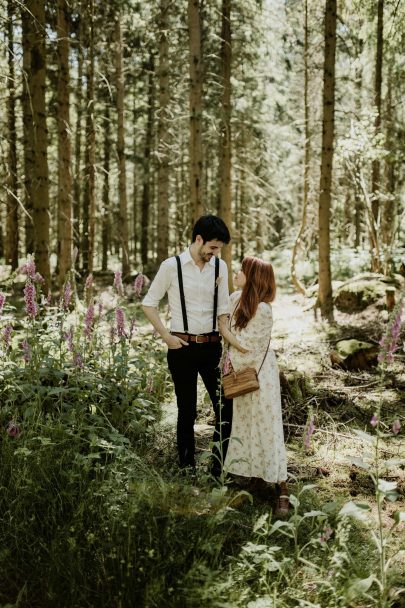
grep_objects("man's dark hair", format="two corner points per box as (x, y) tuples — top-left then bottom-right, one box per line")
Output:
(192, 215), (231, 244)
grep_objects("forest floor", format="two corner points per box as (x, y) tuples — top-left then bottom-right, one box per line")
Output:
(149, 287), (404, 549)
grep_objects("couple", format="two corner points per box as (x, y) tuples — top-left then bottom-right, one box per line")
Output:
(142, 215), (288, 512)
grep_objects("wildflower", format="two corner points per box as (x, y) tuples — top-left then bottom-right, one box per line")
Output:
(114, 271), (124, 297)
(116, 307), (126, 338)
(0, 292), (6, 314)
(97, 301), (103, 318)
(133, 273), (144, 298)
(33, 273), (44, 284)
(370, 414), (378, 427)
(62, 281), (72, 310)
(24, 282), (38, 318)
(84, 304), (95, 339)
(110, 324), (116, 346)
(85, 273), (93, 291)
(19, 259), (36, 279)
(2, 324), (13, 347)
(74, 352), (83, 368)
(303, 416), (315, 451)
(64, 327), (74, 352)
(6, 421), (20, 438)
(222, 351), (232, 375)
(129, 317), (136, 340)
(319, 525), (333, 543)
(392, 419), (401, 435)
(378, 302), (403, 366)
(21, 339), (31, 363)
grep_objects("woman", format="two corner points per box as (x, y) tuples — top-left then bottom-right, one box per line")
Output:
(219, 257), (289, 514)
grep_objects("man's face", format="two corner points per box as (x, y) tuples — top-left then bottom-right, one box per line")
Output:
(196, 236), (224, 263)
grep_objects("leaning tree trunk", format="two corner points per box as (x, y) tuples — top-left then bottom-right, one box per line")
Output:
(27, 0), (51, 288)
(218, 0), (233, 291)
(318, 0), (336, 322)
(57, 0), (73, 285)
(82, 0), (96, 275)
(115, 16), (130, 278)
(188, 0), (204, 225)
(6, 0), (18, 270)
(291, 0), (310, 296)
(141, 55), (155, 268)
(156, 0), (170, 265)
(370, 0), (384, 272)
(21, 4), (35, 255)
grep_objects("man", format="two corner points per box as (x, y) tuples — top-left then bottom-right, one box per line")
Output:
(142, 215), (232, 476)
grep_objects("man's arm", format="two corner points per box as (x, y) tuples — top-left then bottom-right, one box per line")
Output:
(142, 305), (188, 349)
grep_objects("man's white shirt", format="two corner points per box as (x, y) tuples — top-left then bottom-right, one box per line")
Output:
(142, 248), (230, 334)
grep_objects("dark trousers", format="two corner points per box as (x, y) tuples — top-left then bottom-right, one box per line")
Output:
(167, 341), (232, 471)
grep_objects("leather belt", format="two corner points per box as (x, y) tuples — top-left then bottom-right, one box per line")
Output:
(171, 332), (221, 344)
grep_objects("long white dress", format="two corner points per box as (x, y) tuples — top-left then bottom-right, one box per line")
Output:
(224, 292), (288, 483)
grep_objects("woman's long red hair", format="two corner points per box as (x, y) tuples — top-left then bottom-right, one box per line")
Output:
(233, 257), (276, 330)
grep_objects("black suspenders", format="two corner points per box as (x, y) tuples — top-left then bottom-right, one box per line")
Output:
(175, 255), (220, 333)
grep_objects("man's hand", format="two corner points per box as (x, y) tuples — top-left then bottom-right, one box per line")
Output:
(164, 334), (189, 349)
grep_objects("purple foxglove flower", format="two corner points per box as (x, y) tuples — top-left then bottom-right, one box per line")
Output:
(6, 421), (20, 438)
(74, 352), (83, 368)
(392, 419), (401, 435)
(85, 273), (93, 291)
(84, 304), (95, 339)
(21, 339), (31, 363)
(378, 302), (403, 366)
(19, 260), (36, 279)
(114, 271), (124, 297)
(133, 273), (144, 298)
(0, 292), (5, 314)
(64, 327), (74, 352)
(33, 273), (44, 284)
(116, 307), (126, 338)
(370, 414), (378, 427)
(24, 282), (38, 318)
(63, 281), (72, 310)
(2, 324), (13, 347)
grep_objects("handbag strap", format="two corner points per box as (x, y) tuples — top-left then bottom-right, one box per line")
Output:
(230, 303), (271, 374)
(175, 255), (188, 332)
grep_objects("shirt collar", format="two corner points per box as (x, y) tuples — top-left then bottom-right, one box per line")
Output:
(179, 248), (217, 268)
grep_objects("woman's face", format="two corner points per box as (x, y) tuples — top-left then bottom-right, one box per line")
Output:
(234, 267), (246, 289)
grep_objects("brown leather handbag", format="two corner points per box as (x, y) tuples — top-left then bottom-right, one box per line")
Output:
(222, 337), (271, 399)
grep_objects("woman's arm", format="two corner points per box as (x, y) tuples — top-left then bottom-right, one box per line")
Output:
(218, 316), (249, 353)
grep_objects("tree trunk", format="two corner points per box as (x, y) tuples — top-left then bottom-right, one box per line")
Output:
(291, 0), (310, 296)
(6, 0), (18, 270)
(157, 0), (170, 265)
(382, 70), (396, 275)
(188, 0), (204, 224)
(218, 0), (233, 291)
(318, 0), (336, 322)
(81, 0), (96, 275)
(57, 0), (72, 285)
(21, 4), (35, 255)
(132, 92), (138, 265)
(115, 17), (130, 278)
(141, 55), (155, 268)
(27, 0), (51, 288)
(370, 0), (384, 273)
(101, 102), (110, 272)
(73, 10), (83, 266)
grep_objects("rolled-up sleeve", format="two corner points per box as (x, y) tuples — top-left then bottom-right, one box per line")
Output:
(142, 260), (173, 307)
(217, 260), (230, 316)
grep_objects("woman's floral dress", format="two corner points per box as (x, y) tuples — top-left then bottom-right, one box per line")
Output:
(224, 292), (287, 483)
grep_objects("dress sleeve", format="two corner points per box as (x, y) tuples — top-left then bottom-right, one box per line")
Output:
(229, 303), (273, 372)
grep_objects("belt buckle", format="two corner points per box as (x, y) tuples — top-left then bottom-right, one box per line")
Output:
(195, 335), (205, 343)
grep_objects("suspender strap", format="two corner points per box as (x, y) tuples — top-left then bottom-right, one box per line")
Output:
(175, 255), (188, 332)
(213, 256), (219, 332)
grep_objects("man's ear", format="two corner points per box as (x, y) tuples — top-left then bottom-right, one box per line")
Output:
(195, 235), (203, 246)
